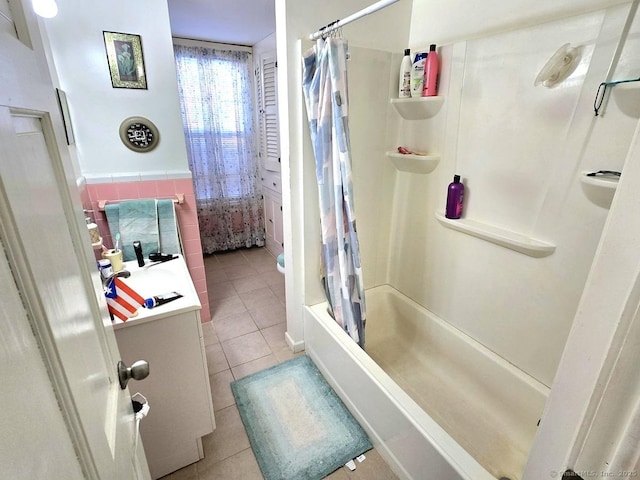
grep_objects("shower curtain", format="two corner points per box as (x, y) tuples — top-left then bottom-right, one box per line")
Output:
(302, 38), (366, 348)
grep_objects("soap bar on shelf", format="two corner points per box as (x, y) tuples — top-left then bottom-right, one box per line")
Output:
(386, 151), (440, 174)
(397, 146), (428, 155)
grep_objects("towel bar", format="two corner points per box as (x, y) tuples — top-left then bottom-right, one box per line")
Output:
(98, 193), (185, 212)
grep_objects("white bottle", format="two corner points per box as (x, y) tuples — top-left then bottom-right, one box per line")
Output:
(398, 49), (411, 98)
(410, 51), (427, 97)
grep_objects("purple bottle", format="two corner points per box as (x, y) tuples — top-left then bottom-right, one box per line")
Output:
(445, 175), (464, 219)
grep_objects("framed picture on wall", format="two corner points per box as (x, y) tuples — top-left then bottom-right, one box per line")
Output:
(103, 31), (147, 89)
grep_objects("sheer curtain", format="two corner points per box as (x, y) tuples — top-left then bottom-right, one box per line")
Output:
(174, 43), (264, 253)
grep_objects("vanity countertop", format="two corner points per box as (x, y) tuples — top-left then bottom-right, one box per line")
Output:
(111, 255), (200, 330)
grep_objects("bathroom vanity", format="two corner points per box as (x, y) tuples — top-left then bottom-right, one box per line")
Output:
(112, 256), (215, 479)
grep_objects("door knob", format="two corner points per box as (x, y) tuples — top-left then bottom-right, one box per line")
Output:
(118, 360), (150, 389)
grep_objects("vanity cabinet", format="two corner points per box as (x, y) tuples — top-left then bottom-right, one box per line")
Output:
(113, 257), (215, 479)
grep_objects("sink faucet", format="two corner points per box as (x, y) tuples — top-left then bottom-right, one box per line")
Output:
(102, 269), (131, 289)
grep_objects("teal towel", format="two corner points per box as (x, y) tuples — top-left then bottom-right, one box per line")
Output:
(157, 199), (181, 255)
(110, 200), (159, 261)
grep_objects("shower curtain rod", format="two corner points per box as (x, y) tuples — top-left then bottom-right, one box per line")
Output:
(308, 0), (400, 40)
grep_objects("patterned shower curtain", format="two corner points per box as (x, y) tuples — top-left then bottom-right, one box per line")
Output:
(302, 38), (366, 348)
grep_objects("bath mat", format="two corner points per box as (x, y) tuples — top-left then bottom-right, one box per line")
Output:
(231, 355), (372, 480)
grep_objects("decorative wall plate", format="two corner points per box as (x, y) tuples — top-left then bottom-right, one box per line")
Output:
(119, 116), (159, 152)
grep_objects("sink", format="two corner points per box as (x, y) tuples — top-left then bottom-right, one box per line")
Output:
(111, 256), (200, 327)
(126, 259), (192, 298)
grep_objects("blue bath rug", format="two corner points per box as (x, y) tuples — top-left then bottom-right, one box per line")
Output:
(231, 355), (372, 480)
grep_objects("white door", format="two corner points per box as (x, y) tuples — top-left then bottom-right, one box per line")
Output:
(0, 2), (149, 478)
(0, 237), (87, 479)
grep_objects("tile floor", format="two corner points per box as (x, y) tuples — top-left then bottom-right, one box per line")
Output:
(160, 247), (398, 480)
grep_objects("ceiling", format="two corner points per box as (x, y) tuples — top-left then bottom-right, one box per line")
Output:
(167, 0), (276, 47)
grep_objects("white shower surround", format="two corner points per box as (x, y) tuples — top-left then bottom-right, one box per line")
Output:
(305, 286), (548, 480)
(281, 0), (640, 478)
(386, 5), (640, 389)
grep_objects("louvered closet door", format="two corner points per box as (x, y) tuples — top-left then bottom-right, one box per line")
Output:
(260, 54), (280, 172)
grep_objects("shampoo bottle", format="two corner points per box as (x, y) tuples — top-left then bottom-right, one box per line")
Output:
(410, 51), (427, 97)
(422, 44), (439, 97)
(398, 48), (412, 98)
(445, 175), (464, 219)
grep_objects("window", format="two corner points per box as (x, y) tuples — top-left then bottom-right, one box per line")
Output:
(174, 42), (264, 252)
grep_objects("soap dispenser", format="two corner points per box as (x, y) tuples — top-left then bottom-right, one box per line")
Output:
(445, 175), (464, 219)
(84, 210), (102, 247)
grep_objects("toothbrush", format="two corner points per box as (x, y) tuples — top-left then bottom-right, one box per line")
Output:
(114, 232), (120, 252)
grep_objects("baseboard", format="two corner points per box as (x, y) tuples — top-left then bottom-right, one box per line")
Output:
(285, 331), (305, 353)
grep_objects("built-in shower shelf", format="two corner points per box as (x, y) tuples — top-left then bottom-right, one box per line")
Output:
(386, 151), (440, 174)
(390, 96), (444, 120)
(435, 212), (556, 258)
(580, 172), (619, 209)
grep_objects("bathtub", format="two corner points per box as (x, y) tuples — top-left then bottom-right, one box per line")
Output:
(303, 285), (549, 480)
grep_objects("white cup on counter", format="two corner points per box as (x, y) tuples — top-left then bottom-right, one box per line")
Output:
(102, 249), (124, 272)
